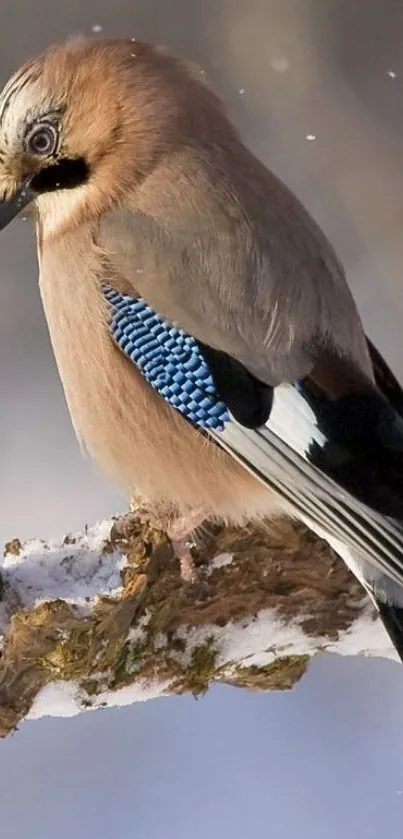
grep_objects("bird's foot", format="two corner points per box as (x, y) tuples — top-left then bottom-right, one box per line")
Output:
(128, 499), (206, 584)
(170, 538), (198, 583)
(166, 507), (205, 584)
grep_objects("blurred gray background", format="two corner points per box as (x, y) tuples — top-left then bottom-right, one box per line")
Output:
(2, 1), (403, 837)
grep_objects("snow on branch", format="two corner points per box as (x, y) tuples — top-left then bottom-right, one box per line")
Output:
(0, 512), (397, 736)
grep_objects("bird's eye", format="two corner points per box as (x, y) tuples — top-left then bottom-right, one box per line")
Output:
(25, 124), (58, 157)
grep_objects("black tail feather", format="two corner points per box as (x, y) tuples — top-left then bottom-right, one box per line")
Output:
(376, 600), (403, 663)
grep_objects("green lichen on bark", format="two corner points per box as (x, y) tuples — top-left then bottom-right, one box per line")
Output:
(229, 655), (311, 691)
(171, 636), (220, 698)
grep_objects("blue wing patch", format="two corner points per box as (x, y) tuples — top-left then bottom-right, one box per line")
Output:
(103, 285), (230, 431)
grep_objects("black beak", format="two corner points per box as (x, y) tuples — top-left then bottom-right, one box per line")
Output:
(0, 177), (37, 231)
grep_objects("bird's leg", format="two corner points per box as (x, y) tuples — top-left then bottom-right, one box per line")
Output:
(166, 508), (206, 583)
(129, 497), (206, 583)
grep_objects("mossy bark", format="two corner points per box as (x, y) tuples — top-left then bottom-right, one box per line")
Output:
(0, 511), (387, 737)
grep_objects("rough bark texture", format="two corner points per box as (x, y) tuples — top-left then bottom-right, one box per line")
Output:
(0, 511), (393, 737)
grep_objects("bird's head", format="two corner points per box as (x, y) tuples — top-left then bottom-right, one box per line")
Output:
(0, 37), (222, 238)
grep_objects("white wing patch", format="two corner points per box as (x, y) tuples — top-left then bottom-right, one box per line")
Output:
(267, 383), (327, 457)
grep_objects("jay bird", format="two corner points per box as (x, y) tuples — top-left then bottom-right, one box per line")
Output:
(0, 37), (403, 655)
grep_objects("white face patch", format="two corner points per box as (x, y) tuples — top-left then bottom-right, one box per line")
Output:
(0, 68), (43, 152)
(35, 184), (88, 238)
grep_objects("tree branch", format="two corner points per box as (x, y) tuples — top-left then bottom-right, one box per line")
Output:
(0, 511), (396, 736)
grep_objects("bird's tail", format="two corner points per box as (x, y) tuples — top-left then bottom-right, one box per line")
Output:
(376, 601), (403, 661)
(208, 381), (403, 661)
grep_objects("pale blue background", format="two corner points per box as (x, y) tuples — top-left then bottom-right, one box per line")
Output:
(2, 660), (403, 839)
(2, 1), (403, 836)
